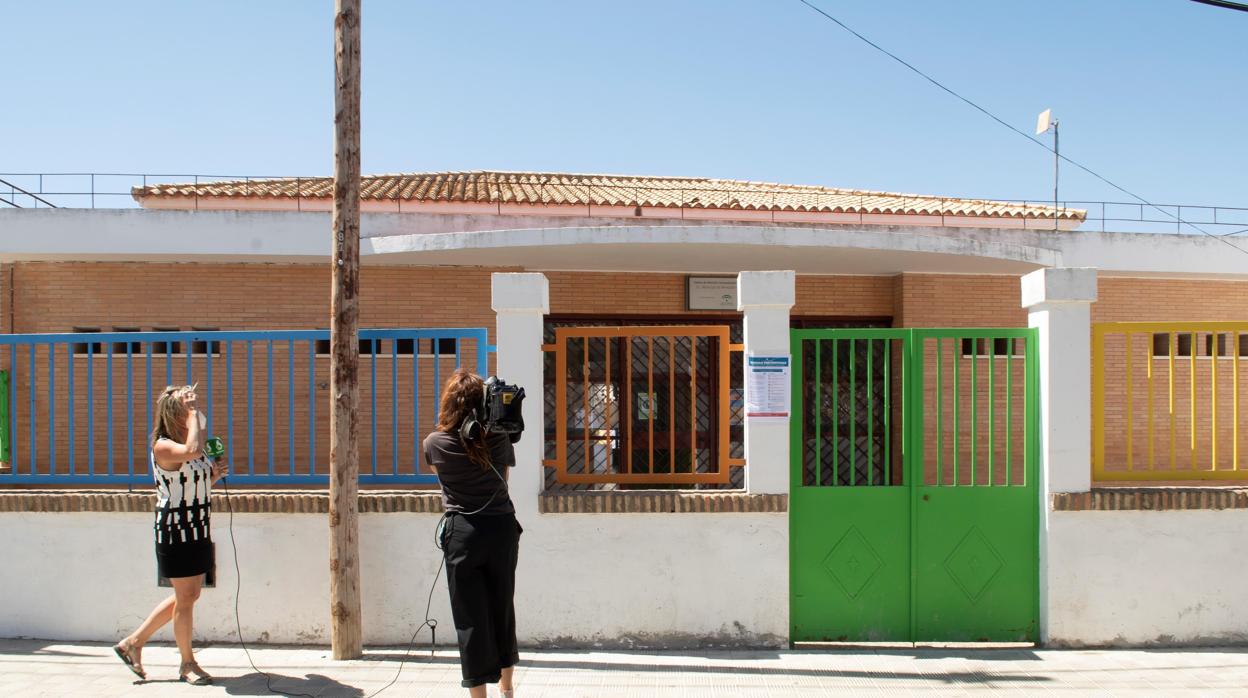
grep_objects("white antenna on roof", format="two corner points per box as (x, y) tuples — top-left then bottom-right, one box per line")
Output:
(1036, 109), (1059, 231)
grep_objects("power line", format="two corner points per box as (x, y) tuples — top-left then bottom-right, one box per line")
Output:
(795, 0), (1248, 257)
(1190, 0), (1248, 13)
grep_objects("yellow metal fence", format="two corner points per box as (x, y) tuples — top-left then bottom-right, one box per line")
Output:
(1093, 322), (1248, 481)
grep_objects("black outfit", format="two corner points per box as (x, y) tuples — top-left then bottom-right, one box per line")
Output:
(423, 430), (522, 688)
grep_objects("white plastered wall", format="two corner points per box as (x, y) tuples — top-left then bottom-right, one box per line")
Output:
(1047, 509), (1248, 646)
(0, 511), (788, 647)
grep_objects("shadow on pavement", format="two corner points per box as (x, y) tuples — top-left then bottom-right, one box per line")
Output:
(360, 650), (1050, 686)
(138, 672), (364, 696)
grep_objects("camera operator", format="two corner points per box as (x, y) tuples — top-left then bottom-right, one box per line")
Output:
(424, 369), (523, 698)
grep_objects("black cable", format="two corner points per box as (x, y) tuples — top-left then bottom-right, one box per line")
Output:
(364, 552), (444, 698)
(221, 477), (318, 698)
(795, 0), (1248, 257)
(1190, 0), (1248, 12)
(367, 461), (510, 697)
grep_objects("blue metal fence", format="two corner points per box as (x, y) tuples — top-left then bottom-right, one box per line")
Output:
(0, 328), (493, 486)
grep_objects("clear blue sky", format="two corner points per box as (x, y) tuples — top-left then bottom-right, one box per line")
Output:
(2, 0), (1245, 206)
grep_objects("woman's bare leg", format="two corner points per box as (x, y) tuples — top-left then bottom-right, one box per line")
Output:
(468, 686), (487, 698)
(124, 594), (176, 664)
(500, 666), (515, 694)
(170, 576), (203, 664)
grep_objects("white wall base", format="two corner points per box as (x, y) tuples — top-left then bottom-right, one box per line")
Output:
(0, 512), (787, 648)
(1047, 509), (1248, 646)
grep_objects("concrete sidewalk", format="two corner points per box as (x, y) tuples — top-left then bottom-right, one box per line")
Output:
(2, 639), (1247, 696)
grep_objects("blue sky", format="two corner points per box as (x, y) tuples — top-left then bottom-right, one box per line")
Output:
(2, 0), (1245, 206)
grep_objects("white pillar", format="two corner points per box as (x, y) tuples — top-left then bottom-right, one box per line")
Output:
(1021, 266), (1096, 646)
(492, 272), (549, 522)
(738, 271), (796, 495)
(1022, 267), (1097, 494)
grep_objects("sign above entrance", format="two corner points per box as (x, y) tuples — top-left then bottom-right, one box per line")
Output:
(686, 276), (738, 311)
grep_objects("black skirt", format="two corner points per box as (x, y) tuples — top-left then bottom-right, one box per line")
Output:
(156, 539), (215, 587)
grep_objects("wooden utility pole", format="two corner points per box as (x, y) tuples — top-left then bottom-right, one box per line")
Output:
(329, 0), (363, 660)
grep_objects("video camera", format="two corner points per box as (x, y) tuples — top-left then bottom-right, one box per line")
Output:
(459, 376), (526, 442)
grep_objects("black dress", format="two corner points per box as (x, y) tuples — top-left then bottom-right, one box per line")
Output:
(151, 449), (215, 584)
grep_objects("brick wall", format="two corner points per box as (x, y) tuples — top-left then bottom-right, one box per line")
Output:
(6, 263), (1248, 483)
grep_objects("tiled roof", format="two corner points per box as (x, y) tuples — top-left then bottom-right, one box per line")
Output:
(132, 170), (1084, 220)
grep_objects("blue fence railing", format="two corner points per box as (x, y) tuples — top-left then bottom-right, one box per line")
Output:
(0, 328), (493, 486)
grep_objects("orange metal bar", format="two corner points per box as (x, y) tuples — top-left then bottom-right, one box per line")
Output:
(546, 326), (734, 485)
(647, 336), (654, 475)
(718, 332), (731, 483)
(555, 335), (568, 482)
(690, 337), (697, 473)
(625, 338), (633, 476)
(583, 337), (590, 475)
(605, 336), (613, 475)
(668, 336), (675, 473)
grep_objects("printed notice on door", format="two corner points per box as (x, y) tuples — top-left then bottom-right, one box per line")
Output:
(746, 354), (790, 420)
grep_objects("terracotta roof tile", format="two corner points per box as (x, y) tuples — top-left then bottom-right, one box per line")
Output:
(132, 170), (1084, 220)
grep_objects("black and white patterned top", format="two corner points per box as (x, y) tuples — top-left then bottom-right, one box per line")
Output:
(152, 447), (213, 546)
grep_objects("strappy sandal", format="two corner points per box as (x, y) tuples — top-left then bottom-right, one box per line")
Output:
(179, 660), (213, 685)
(112, 640), (145, 680)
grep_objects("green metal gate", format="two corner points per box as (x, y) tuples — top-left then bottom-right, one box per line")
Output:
(790, 328), (1038, 642)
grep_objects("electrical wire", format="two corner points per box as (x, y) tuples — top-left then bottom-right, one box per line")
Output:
(1189, 0), (1248, 13)
(221, 425), (511, 697)
(366, 459), (510, 696)
(222, 472), (447, 698)
(221, 476), (319, 698)
(795, 0), (1248, 257)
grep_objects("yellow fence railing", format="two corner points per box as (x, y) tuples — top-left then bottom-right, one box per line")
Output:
(1093, 322), (1248, 481)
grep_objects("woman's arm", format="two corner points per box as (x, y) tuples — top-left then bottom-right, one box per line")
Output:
(153, 395), (204, 471)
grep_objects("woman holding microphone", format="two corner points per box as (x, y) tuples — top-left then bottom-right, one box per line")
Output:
(114, 384), (226, 685)
(424, 369), (523, 698)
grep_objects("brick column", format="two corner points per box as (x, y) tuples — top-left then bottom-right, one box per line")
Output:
(738, 271), (796, 495)
(491, 273), (549, 521)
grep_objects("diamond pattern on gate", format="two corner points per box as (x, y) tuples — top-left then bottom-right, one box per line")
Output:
(821, 526), (884, 599)
(943, 527), (1006, 603)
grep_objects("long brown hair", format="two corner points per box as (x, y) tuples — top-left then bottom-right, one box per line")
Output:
(435, 369), (491, 468)
(150, 383), (195, 447)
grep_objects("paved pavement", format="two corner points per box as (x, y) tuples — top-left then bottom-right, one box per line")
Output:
(3, 639), (1248, 696)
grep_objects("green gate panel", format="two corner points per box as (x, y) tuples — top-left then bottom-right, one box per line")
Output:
(790, 328), (1038, 644)
(913, 486), (1037, 641)
(791, 487), (909, 641)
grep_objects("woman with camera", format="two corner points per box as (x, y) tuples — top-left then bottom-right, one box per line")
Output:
(113, 384), (226, 685)
(424, 369), (523, 698)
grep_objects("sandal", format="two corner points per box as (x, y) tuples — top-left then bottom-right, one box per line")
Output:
(113, 640), (145, 680)
(179, 660), (213, 685)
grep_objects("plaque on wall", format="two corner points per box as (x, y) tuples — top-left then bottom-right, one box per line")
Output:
(686, 276), (738, 311)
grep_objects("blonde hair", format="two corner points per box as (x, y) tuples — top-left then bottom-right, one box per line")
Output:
(150, 383), (196, 447)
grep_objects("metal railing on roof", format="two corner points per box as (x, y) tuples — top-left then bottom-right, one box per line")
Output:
(2, 172), (1247, 237)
